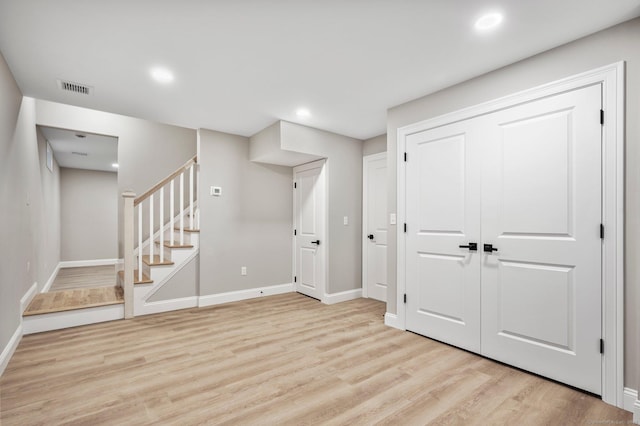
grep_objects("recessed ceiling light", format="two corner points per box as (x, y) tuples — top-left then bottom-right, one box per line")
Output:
(150, 67), (174, 84)
(112, 163), (119, 168)
(296, 108), (311, 118)
(475, 12), (503, 31)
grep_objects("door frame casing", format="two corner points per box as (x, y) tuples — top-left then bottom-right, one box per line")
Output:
(394, 62), (624, 407)
(362, 152), (387, 299)
(292, 158), (328, 302)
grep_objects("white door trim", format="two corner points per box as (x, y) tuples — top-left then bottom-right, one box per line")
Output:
(293, 158), (328, 302)
(395, 62), (624, 407)
(362, 152), (387, 298)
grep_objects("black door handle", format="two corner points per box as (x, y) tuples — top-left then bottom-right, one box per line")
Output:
(311, 240), (320, 245)
(484, 244), (498, 253)
(459, 242), (477, 251)
(367, 234), (374, 240)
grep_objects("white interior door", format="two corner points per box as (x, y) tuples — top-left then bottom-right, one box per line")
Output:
(480, 84), (602, 393)
(294, 160), (326, 301)
(405, 121), (482, 353)
(363, 153), (388, 302)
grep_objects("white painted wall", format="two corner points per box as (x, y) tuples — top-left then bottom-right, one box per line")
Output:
(279, 121), (364, 294)
(387, 17), (640, 390)
(35, 127), (61, 289)
(250, 121), (322, 166)
(60, 168), (117, 261)
(363, 134), (386, 156)
(34, 99), (197, 257)
(0, 52), (61, 365)
(147, 256), (198, 302)
(199, 128), (293, 295)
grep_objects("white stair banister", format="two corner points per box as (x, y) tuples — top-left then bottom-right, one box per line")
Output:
(170, 180), (175, 246)
(122, 191), (136, 319)
(189, 164), (194, 231)
(149, 194), (154, 261)
(138, 204), (142, 282)
(128, 155), (197, 317)
(180, 172), (184, 245)
(196, 162), (200, 229)
(160, 187), (165, 262)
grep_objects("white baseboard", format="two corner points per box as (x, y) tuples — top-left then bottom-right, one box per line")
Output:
(624, 388), (640, 424)
(323, 288), (362, 305)
(23, 305), (124, 335)
(41, 263), (61, 293)
(384, 312), (404, 330)
(135, 296), (198, 316)
(0, 324), (22, 376)
(199, 283), (294, 308)
(59, 259), (119, 268)
(21, 282), (38, 313)
(624, 388), (637, 412)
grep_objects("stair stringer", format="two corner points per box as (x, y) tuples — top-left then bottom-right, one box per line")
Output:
(133, 234), (199, 316)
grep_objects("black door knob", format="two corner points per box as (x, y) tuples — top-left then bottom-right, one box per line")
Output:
(458, 242), (477, 251)
(367, 234), (374, 240)
(483, 243), (498, 253)
(311, 240), (320, 245)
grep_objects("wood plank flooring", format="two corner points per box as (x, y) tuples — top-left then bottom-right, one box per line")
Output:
(50, 265), (116, 291)
(2, 293), (631, 425)
(23, 286), (123, 316)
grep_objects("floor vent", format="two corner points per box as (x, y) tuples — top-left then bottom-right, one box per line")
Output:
(57, 79), (93, 95)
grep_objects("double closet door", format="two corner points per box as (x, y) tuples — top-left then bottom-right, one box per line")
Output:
(405, 84), (603, 394)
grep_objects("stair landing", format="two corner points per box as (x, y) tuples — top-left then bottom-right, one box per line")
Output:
(23, 286), (123, 316)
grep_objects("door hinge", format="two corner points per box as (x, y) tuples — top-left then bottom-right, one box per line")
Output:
(600, 109), (604, 125)
(294, 182), (297, 189)
(294, 229), (297, 236)
(404, 152), (407, 162)
(600, 224), (604, 239)
(600, 338), (604, 354)
(294, 276), (297, 283)
(404, 223), (407, 233)
(404, 293), (407, 304)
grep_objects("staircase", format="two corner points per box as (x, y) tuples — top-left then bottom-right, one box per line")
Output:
(121, 155), (199, 317)
(23, 156), (199, 334)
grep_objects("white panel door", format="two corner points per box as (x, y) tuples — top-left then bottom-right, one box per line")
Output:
(405, 121), (482, 353)
(480, 84), (602, 393)
(364, 153), (388, 302)
(294, 160), (326, 300)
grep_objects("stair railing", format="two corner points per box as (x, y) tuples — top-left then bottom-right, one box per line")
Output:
(122, 155), (198, 318)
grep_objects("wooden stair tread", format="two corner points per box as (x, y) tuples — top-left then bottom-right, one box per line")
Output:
(117, 270), (153, 285)
(154, 241), (194, 249)
(142, 255), (174, 266)
(23, 286), (123, 316)
(174, 228), (200, 233)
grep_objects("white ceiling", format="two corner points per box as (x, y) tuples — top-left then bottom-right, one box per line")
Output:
(1, 1), (639, 140)
(39, 126), (118, 173)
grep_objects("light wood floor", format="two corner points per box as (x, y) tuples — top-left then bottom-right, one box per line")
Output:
(50, 265), (116, 291)
(2, 293), (631, 425)
(23, 286), (123, 316)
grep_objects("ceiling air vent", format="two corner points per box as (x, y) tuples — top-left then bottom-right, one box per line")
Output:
(57, 79), (93, 95)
